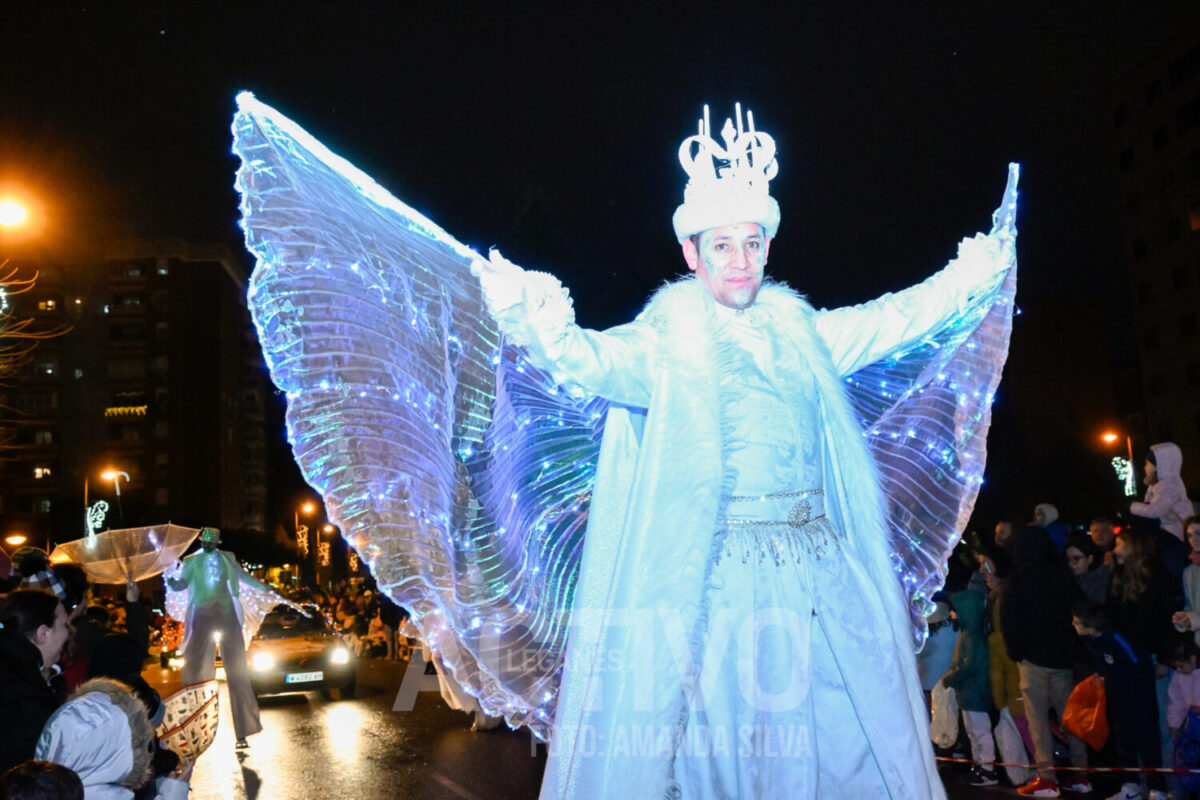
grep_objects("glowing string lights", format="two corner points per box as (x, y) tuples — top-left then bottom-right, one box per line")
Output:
(86, 501), (109, 537)
(1112, 456), (1137, 497)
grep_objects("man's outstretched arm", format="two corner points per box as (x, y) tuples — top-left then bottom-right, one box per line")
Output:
(813, 235), (1009, 376)
(473, 250), (657, 406)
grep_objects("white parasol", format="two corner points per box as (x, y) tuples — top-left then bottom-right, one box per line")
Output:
(50, 524), (201, 584)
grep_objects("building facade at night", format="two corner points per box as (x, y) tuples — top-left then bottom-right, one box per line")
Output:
(0, 239), (269, 550)
(1111, 23), (1200, 487)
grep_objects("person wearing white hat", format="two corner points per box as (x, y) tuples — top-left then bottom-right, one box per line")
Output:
(475, 105), (1019, 799)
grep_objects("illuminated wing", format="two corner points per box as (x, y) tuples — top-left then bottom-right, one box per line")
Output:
(845, 164), (1019, 649)
(232, 93), (603, 736)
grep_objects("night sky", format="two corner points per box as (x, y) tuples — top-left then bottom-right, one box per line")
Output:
(3, 3), (1196, 325)
(2, 3), (1199, 527)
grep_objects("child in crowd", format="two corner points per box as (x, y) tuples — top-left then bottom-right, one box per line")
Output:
(1074, 601), (1166, 800)
(35, 678), (192, 800)
(941, 590), (998, 787)
(1166, 636), (1200, 728)
(1172, 516), (1200, 647)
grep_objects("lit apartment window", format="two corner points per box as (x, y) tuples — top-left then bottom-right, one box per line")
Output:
(33, 466), (51, 479)
(73, 368), (84, 379)
(33, 430), (53, 444)
(35, 360), (56, 377)
(37, 299), (56, 311)
(34, 499), (51, 513)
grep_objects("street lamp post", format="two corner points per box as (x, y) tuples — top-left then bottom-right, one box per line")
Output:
(295, 502), (315, 581)
(101, 470), (130, 526)
(1101, 431), (1134, 465)
(317, 524), (337, 588)
(1101, 431), (1137, 497)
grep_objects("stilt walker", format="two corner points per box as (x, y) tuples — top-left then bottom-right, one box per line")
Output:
(166, 528), (263, 748)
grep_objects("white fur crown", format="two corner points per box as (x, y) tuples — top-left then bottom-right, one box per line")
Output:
(672, 103), (780, 243)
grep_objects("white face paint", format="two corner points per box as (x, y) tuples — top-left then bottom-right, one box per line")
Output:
(684, 222), (770, 310)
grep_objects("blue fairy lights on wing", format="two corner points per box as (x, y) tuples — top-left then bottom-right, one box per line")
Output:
(845, 164), (1019, 649)
(232, 93), (604, 738)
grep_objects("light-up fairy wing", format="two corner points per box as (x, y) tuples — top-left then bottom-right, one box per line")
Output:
(845, 164), (1019, 649)
(232, 93), (603, 737)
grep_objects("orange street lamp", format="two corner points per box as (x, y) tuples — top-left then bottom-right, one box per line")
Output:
(1101, 430), (1138, 497)
(0, 199), (28, 227)
(5, 534), (27, 547)
(1100, 430), (1134, 464)
(101, 469), (130, 526)
(294, 501), (316, 560)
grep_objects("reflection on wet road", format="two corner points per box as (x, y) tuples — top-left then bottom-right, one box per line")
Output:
(146, 657), (546, 800)
(146, 657), (1001, 799)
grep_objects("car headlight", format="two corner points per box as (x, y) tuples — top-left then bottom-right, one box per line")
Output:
(251, 652), (275, 672)
(330, 647), (350, 665)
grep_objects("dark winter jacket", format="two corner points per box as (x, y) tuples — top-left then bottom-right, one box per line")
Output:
(1107, 558), (1179, 658)
(1079, 626), (1154, 691)
(0, 632), (64, 774)
(999, 526), (1083, 668)
(942, 590), (992, 712)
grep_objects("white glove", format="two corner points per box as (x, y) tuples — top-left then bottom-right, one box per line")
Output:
(470, 249), (527, 317)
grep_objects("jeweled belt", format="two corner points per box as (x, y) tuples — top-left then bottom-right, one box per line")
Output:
(722, 489), (838, 564)
(725, 488), (825, 529)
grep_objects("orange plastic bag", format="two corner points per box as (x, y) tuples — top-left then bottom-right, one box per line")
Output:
(1063, 673), (1108, 750)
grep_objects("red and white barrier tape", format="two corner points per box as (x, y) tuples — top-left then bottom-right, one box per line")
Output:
(937, 755), (1200, 775)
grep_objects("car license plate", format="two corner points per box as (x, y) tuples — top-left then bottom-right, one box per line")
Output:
(285, 671), (323, 683)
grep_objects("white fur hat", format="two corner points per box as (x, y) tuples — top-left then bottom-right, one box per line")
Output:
(672, 103), (780, 243)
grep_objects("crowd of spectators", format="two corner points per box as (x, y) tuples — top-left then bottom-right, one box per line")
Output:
(0, 547), (191, 798)
(0, 536), (412, 798)
(926, 441), (1200, 800)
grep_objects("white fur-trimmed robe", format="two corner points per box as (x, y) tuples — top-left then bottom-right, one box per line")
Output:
(494, 257), (1004, 800)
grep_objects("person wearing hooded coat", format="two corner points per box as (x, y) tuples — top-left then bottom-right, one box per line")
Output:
(941, 590), (997, 786)
(999, 526), (1089, 795)
(35, 678), (189, 800)
(1132, 442), (1195, 541)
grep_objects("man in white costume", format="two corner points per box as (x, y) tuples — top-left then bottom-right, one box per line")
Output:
(166, 527), (263, 748)
(474, 105), (1014, 799)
